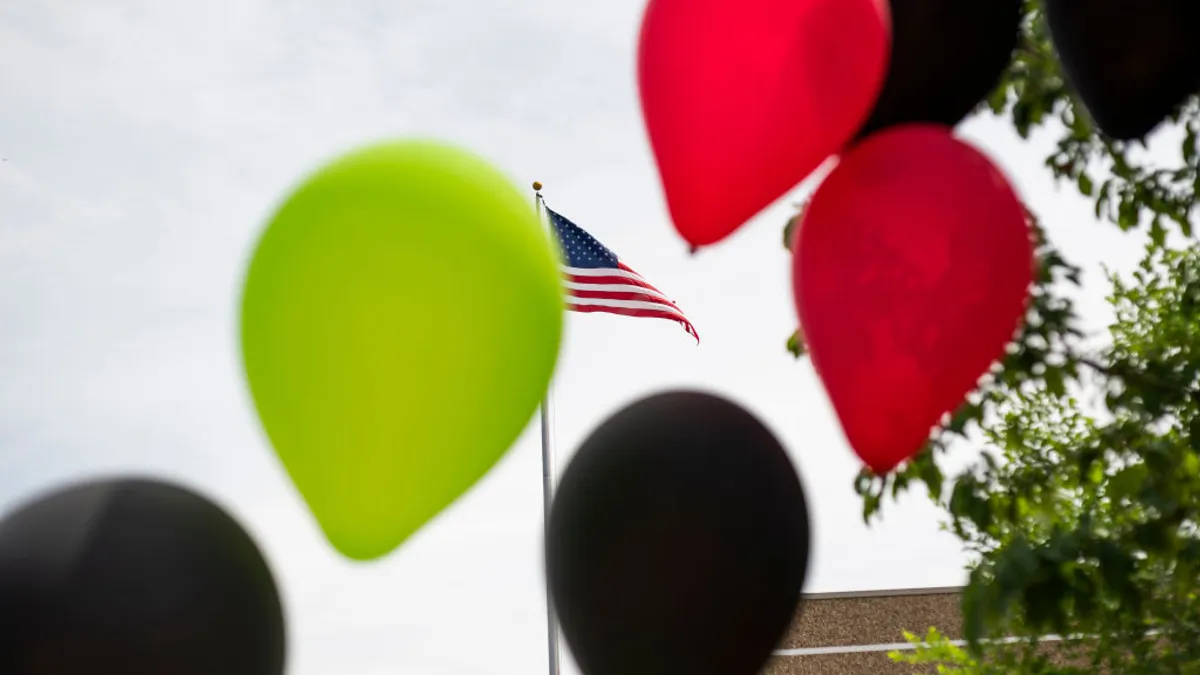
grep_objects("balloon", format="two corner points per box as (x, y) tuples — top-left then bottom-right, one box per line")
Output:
(793, 125), (1032, 473)
(638, 0), (890, 248)
(856, 0), (1021, 139)
(0, 477), (285, 675)
(241, 140), (564, 561)
(546, 391), (810, 675)
(1045, 0), (1200, 140)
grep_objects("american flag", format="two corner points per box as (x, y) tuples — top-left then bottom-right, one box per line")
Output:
(544, 202), (698, 342)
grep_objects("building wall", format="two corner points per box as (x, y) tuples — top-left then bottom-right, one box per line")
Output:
(763, 587), (963, 675)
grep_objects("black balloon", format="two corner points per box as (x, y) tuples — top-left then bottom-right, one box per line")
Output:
(855, 0), (1021, 139)
(0, 477), (286, 675)
(1045, 0), (1200, 140)
(545, 391), (810, 675)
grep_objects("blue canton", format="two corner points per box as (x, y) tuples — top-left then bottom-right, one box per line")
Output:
(545, 207), (621, 269)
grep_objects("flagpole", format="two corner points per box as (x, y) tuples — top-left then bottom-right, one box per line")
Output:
(533, 180), (562, 675)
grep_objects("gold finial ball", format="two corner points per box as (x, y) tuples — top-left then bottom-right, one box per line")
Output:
(532, 181), (543, 191)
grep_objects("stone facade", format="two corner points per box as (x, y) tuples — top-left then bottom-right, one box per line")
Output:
(764, 587), (964, 675)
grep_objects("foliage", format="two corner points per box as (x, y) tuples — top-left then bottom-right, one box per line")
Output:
(784, 1), (1200, 672)
(987, 1), (1200, 244)
(939, 243), (1200, 672)
(888, 628), (1097, 675)
(871, 227), (1200, 675)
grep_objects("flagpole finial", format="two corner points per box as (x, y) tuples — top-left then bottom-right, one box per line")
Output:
(532, 181), (543, 192)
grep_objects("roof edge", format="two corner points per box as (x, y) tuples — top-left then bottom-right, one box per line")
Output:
(801, 585), (963, 600)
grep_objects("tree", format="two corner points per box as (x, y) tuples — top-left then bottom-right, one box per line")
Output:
(785, 2), (1200, 672)
(892, 242), (1200, 673)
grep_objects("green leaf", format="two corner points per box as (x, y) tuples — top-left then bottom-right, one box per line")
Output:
(1095, 541), (1141, 614)
(1131, 520), (1173, 554)
(1077, 173), (1094, 196)
(785, 329), (807, 358)
(1118, 200), (1139, 230)
(1182, 451), (1200, 478)
(782, 214), (798, 252)
(1045, 366), (1067, 398)
(914, 453), (946, 502)
(1150, 218), (1167, 246)
(961, 578), (989, 651)
(1024, 574), (1068, 633)
(1107, 463), (1148, 501)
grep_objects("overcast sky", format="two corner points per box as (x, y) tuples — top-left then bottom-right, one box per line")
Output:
(0, 2), (1168, 675)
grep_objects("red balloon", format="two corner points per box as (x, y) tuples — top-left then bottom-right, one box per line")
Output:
(793, 125), (1032, 473)
(638, 0), (891, 248)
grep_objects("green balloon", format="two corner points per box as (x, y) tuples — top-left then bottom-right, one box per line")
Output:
(240, 140), (564, 561)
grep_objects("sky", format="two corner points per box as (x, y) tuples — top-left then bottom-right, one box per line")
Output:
(0, 2), (1170, 675)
